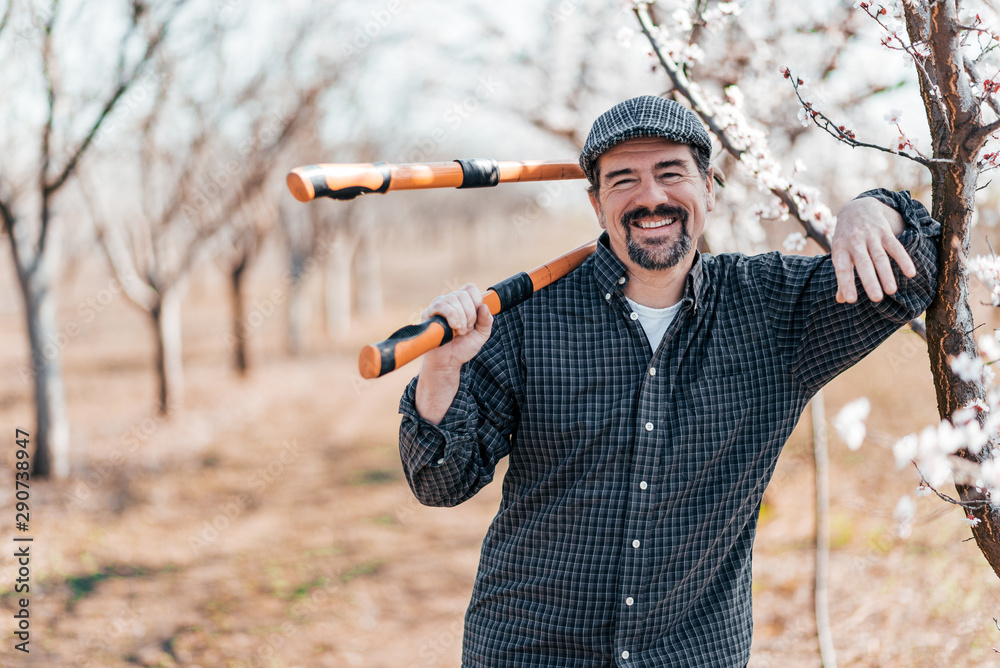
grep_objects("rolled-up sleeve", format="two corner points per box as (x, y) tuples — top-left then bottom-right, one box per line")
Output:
(756, 188), (939, 393)
(398, 309), (523, 507)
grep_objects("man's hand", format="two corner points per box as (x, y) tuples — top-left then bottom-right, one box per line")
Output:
(421, 283), (494, 370)
(415, 284), (494, 424)
(831, 196), (917, 303)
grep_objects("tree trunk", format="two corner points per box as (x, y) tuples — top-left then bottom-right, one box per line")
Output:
(151, 290), (184, 415)
(17, 259), (71, 478)
(287, 250), (309, 355)
(905, 0), (1000, 578)
(925, 159), (1000, 576)
(231, 257), (249, 375)
(354, 225), (382, 318)
(810, 391), (837, 668)
(324, 232), (353, 337)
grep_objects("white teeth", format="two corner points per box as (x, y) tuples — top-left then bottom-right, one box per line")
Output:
(635, 218), (676, 229)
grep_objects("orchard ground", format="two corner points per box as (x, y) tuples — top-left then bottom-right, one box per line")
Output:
(1, 211), (1000, 667)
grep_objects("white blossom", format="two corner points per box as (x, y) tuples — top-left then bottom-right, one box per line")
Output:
(682, 43), (706, 66)
(881, 15), (905, 37)
(913, 424), (957, 488)
(950, 352), (984, 382)
(984, 363), (996, 389)
(971, 255), (1000, 286)
(933, 420), (965, 455)
(834, 398), (870, 450)
(978, 459), (1000, 493)
(671, 8), (693, 33)
(724, 85), (744, 108)
(783, 232), (807, 252)
(962, 514), (982, 528)
(979, 332), (1000, 362)
(797, 106), (811, 128)
(884, 108), (902, 124)
(961, 420), (989, 456)
(616, 26), (635, 48)
(915, 483), (932, 497)
(702, 2), (742, 32)
(893, 434), (918, 469)
(894, 495), (916, 539)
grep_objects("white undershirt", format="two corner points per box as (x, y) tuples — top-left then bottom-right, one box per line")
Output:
(626, 297), (682, 351)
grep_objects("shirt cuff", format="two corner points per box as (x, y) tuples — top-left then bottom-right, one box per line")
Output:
(398, 370), (479, 470)
(855, 188), (941, 239)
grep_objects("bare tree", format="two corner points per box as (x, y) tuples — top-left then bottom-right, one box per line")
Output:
(0, 0), (187, 477)
(222, 193), (277, 376)
(89, 15), (336, 413)
(278, 197), (362, 353)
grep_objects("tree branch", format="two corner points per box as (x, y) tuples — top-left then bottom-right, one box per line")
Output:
(913, 466), (993, 510)
(635, 3), (930, 345)
(0, 0), (12, 42)
(36, 0), (61, 266)
(786, 72), (938, 166)
(43, 1), (186, 198)
(79, 178), (159, 313)
(963, 55), (1000, 119)
(633, 5), (832, 251)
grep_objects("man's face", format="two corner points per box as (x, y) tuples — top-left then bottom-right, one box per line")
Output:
(588, 137), (714, 273)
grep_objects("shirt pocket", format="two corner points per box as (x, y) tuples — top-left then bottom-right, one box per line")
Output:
(673, 364), (752, 482)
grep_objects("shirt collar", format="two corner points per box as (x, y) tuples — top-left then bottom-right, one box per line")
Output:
(593, 232), (705, 309)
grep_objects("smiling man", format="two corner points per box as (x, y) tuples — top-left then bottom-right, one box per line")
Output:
(398, 95), (940, 667)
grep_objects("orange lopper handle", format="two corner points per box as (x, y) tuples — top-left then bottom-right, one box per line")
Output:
(287, 159), (585, 202)
(358, 239), (598, 378)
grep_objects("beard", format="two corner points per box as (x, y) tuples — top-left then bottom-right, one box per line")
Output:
(618, 204), (692, 271)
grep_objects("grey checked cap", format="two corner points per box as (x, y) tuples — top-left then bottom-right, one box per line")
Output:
(579, 96), (712, 184)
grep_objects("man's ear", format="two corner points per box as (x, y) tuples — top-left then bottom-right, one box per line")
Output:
(588, 189), (607, 230)
(705, 166), (716, 213)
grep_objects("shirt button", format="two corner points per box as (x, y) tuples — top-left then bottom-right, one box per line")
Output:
(605, 293), (611, 300)
(648, 367), (656, 376)
(626, 596), (634, 606)
(622, 650), (630, 659)
(436, 458), (445, 465)
(632, 539), (640, 548)
(630, 312), (639, 320)
(618, 276), (626, 285)
(644, 422), (654, 432)
(639, 481), (648, 490)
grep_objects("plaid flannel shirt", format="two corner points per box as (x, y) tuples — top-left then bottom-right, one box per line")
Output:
(398, 189), (939, 667)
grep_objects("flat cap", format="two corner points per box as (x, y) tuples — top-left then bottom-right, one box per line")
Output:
(579, 95), (712, 184)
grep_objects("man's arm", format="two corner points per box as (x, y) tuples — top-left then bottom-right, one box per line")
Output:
(398, 284), (520, 507)
(754, 189), (939, 393)
(414, 283), (493, 424)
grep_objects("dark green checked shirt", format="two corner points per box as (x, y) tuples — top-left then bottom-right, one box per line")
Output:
(399, 189), (939, 667)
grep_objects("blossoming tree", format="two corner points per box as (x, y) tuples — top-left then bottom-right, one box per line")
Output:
(631, 0), (1000, 577)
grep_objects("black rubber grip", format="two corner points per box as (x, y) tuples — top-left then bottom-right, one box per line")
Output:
(323, 161), (392, 200)
(455, 158), (500, 189)
(488, 272), (534, 311)
(372, 161), (392, 193)
(371, 314), (454, 376)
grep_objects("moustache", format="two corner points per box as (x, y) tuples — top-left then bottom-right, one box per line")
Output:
(620, 204), (689, 229)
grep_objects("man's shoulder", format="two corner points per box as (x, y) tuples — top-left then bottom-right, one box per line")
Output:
(698, 250), (830, 302)
(705, 249), (826, 275)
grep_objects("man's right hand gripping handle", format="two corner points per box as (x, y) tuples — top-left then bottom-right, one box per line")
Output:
(414, 284), (494, 425)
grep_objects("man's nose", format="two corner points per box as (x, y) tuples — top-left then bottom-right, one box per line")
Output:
(633, 176), (666, 210)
